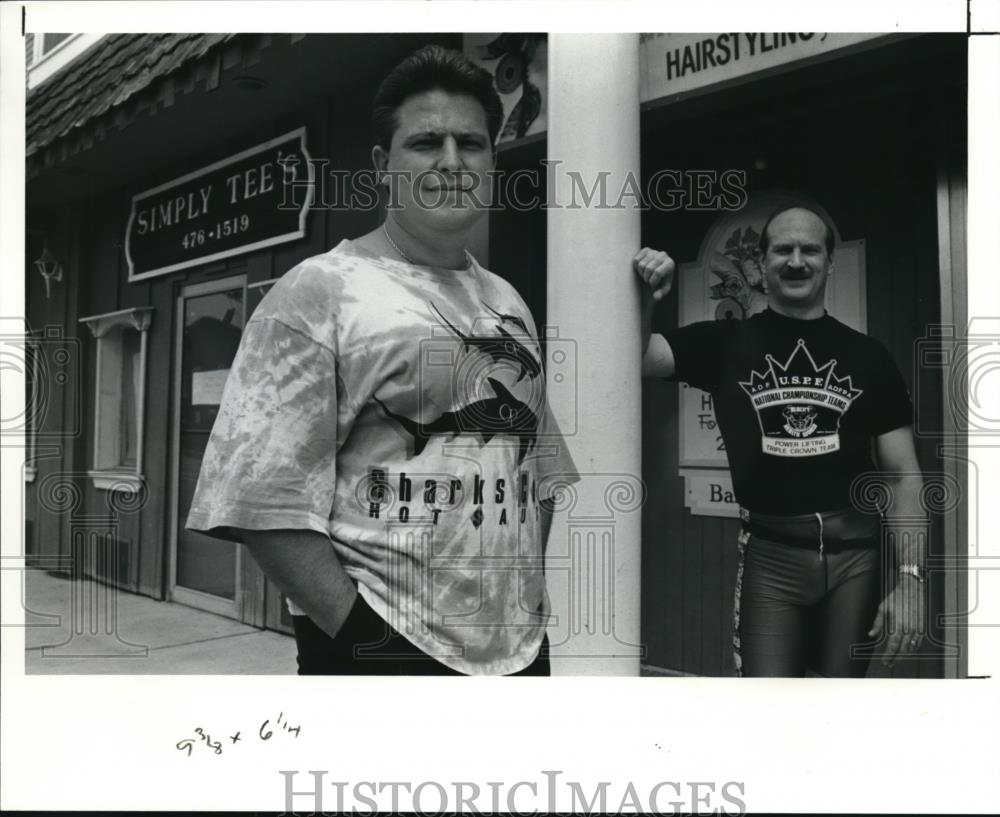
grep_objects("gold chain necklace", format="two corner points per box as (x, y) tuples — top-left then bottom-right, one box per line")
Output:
(382, 222), (472, 271)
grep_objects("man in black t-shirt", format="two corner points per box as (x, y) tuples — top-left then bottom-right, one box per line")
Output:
(634, 207), (927, 677)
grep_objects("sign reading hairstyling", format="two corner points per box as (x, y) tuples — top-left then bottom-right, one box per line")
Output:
(126, 128), (312, 281)
(640, 33), (891, 103)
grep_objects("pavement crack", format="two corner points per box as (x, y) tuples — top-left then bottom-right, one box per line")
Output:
(149, 630), (267, 651)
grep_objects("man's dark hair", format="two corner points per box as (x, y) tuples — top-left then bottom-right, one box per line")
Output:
(758, 206), (836, 257)
(372, 45), (504, 151)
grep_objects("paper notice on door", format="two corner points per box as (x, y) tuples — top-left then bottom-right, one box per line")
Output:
(192, 369), (230, 405)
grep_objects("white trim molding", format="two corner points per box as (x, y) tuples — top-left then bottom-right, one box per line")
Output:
(79, 307), (153, 493)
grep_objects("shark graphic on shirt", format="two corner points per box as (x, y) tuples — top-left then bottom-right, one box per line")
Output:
(430, 302), (541, 384)
(483, 303), (530, 335)
(375, 377), (539, 463)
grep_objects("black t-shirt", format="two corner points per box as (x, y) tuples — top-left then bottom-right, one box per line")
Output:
(664, 308), (913, 514)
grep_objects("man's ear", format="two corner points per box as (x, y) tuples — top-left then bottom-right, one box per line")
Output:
(372, 145), (389, 184)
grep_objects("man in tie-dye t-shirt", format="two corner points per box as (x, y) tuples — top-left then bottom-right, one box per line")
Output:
(188, 45), (668, 675)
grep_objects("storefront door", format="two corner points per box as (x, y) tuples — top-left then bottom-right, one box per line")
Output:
(168, 273), (248, 618)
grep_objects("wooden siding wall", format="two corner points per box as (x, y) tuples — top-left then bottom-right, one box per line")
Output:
(68, 90), (362, 598)
(24, 220), (84, 569)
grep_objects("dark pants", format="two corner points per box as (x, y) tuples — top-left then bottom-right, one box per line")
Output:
(738, 534), (881, 678)
(292, 594), (550, 676)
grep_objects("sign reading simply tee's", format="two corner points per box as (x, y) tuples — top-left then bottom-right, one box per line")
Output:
(126, 128), (312, 281)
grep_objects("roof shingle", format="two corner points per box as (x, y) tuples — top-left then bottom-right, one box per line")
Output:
(26, 33), (233, 158)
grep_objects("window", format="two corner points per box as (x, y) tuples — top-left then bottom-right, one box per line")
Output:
(27, 33), (75, 68)
(79, 308), (153, 492)
(26, 34), (103, 90)
(42, 34), (72, 53)
(119, 329), (142, 468)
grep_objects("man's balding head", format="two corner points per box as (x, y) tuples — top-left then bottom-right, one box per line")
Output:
(759, 206), (835, 258)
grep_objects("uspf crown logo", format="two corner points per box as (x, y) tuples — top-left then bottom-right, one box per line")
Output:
(738, 339), (863, 457)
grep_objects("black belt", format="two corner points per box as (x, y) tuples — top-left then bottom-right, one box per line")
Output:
(740, 507), (882, 552)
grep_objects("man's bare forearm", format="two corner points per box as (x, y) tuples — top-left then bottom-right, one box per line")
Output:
(243, 529), (358, 639)
(874, 427), (927, 580)
(884, 473), (927, 570)
(641, 285), (654, 354)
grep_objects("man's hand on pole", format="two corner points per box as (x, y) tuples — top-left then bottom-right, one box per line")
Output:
(634, 247), (675, 357)
(633, 247), (675, 302)
(632, 247), (678, 376)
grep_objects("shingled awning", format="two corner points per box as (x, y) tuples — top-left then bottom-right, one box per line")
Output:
(26, 33), (298, 175)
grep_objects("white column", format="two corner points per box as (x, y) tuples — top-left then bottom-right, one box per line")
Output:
(545, 34), (644, 675)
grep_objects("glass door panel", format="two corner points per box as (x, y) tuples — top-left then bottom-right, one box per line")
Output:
(171, 278), (245, 614)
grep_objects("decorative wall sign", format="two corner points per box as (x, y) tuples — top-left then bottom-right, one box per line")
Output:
(126, 128), (312, 281)
(682, 469), (741, 518)
(465, 34), (548, 145)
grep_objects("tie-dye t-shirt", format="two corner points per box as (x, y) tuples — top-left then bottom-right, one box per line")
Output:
(186, 239), (577, 674)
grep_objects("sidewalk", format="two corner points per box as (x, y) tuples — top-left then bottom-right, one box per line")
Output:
(22, 569), (297, 674)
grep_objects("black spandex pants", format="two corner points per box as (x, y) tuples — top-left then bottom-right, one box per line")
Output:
(292, 593), (550, 676)
(737, 534), (882, 678)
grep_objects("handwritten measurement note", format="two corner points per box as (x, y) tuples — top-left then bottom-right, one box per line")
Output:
(175, 712), (302, 757)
